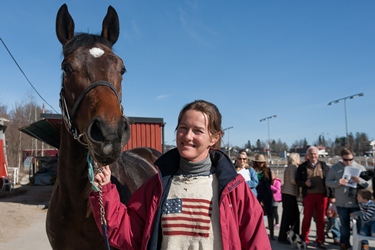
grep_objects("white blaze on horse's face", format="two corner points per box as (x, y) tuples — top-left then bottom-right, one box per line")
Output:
(89, 47), (105, 58)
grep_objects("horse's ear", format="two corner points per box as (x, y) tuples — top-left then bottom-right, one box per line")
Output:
(56, 4), (75, 46)
(101, 6), (120, 45)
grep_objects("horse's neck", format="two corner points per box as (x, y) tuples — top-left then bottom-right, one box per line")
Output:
(57, 129), (91, 198)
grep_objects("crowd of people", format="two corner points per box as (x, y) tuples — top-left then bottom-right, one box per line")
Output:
(235, 146), (373, 250)
(89, 99), (374, 250)
(253, 146), (375, 250)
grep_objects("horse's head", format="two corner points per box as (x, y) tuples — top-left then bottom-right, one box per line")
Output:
(56, 4), (129, 165)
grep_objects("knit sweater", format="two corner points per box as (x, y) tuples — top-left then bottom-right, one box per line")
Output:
(161, 174), (222, 249)
(353, 200), (375, 223)
(281, 164), (299, 197)
(360, 200), (375, 222)
(296, 160), (330, 198)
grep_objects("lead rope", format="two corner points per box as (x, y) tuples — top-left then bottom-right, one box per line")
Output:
(99, 182), (110, 250)
(87, 153), (110, 250)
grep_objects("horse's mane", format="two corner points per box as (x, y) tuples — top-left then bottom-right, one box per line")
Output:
(63, 33), (113, 55)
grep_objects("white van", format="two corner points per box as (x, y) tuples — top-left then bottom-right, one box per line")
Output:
(365, 141), (375, 156)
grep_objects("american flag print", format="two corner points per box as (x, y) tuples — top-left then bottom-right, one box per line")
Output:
(161, 198), (212, 237)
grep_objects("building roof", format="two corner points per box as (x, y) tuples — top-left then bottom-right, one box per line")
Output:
(19, 114), (164, 149)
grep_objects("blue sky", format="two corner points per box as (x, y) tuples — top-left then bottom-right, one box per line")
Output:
(1, 1), (374, 148)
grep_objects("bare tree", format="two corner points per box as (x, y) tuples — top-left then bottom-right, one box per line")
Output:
(354, 132), (369, 156)
(0, 103), (9, 118)
(5, 95), (43, 168)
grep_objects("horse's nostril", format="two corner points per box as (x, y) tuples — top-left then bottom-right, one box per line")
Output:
(90, 119), (104, 142)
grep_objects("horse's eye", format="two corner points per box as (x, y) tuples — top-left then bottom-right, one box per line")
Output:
(121, 66), (126, 75)
(61, 62), (73, 74)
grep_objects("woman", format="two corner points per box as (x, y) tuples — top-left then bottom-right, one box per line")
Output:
(278, 153), (301, 244)
(235, 149), (258, 197)
(90, 100), (270, 250)
(253, 154), (275, 240)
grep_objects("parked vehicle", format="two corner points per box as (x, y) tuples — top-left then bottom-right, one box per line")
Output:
(365, 141), (375, 156)
(318, 149), (329, 158)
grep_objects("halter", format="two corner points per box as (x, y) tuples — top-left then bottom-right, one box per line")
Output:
(59, 80), (124, 146)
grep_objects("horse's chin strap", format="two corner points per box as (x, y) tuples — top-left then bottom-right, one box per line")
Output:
(59, 80), (125, 147)
(87, 153), (110, 250)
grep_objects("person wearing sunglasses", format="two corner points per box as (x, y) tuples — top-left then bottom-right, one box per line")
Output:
(235, 149), (258, 197)
(326, 148), (371, 250)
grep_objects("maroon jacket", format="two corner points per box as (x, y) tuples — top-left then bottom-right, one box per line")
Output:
(90, 149), (270, 250)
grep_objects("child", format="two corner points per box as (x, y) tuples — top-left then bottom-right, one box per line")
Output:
(271, 171), (282, 229)
(351, 189), (375, 250)
(325, 201), (340, 245)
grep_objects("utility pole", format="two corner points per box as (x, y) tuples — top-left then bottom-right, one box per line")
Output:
(259, 115), (277, 164)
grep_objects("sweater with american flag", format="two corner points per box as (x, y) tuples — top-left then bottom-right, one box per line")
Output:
(160, 174), (222, 250)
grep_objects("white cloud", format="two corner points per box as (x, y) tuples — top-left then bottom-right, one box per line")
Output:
(156, 94), (169, 100)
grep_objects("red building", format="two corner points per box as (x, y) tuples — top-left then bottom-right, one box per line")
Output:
(20, 114), (165, 153)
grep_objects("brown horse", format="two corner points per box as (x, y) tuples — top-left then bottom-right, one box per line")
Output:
(46, 4), (160, 250)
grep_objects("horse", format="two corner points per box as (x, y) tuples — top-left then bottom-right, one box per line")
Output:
(46, 4), (160, 250)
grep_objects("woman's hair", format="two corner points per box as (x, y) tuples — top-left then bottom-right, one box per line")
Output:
(357, 189), (373, 201)
(175, 100), (223, 149)
(236, 164), (250, 172)
(238, 149), (247, 155)
(288, 153), (300, 165)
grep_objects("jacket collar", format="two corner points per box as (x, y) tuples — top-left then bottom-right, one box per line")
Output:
(154, 148), (238, 194)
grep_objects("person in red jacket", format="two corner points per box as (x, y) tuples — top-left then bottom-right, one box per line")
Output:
(90, 100), (270, 250)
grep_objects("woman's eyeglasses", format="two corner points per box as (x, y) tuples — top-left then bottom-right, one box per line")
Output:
(238, 158), (247, 161)
(343, 158), (353, 162)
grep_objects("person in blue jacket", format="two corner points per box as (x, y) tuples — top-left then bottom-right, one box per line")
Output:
(235, 149), (258, 197)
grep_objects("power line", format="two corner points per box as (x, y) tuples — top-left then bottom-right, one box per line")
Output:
(0, 37), (59, 114)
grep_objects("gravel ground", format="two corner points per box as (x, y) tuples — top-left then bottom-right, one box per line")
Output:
(0, 184), (52, 249)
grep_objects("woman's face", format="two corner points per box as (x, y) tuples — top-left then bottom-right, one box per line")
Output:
(255, 162), (265, 170)
(176, 110), (218, 162)
(236, 153), (248, 168)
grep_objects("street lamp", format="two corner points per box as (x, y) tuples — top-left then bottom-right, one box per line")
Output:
(328, 93), (364, 147)
(223, 126), (233, 158)
(259, 115), (277, 163)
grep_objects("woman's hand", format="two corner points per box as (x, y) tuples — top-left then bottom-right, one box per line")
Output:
(94, 165), (111, 187)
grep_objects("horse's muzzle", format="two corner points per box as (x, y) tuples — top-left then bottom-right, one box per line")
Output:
(86, 115), (130, 164)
